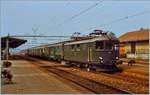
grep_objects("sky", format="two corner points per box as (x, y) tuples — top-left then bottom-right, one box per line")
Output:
(0, 0), (150, 51)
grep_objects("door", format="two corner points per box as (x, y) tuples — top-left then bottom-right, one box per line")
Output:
(131, 42), (136, 53)
(88, 45), (92, 63)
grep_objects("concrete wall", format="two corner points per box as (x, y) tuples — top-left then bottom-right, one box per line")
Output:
(127, 53), (149, 59)
(136, 42), (149, 54)
(124, 43), (131, 53)
(121, 41), (149, 59)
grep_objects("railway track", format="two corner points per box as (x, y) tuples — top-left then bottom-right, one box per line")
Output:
(44, 66), (131, 94)
(82, 69), (149, 87)
(99, 72), (148, 87)
(22, 56), (131, 94)
(64, 66), (148, 87)
(124, 70), (149, 76)
(113, 73), (148, 86)
(56, 64), (149, 94)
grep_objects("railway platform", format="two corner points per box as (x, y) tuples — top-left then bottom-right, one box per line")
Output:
(1, 58), (93, 94)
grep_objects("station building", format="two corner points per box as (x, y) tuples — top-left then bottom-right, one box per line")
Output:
(119, 28), (149, 59)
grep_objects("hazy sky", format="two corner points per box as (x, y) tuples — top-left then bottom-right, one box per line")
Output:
(0, 0), (150, 50)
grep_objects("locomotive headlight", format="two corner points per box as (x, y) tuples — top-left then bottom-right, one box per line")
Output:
(116, 57), (119, 60)
(99, 57), (103, 60)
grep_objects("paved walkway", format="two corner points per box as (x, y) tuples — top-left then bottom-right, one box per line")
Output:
(1, 60), (93, 94)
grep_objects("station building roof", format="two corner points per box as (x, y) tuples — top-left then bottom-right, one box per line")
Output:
(119, 28), (149, 43)
(1, 36), (27, 49)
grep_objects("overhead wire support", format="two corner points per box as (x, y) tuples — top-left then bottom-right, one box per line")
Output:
(49, 0), (104, 31)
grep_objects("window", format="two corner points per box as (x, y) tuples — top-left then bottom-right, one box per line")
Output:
(71, 45), (75, 50)
(42, 49), (45, 53)
(131, 42), (136, 53)
(96, 41), (104, 49)
(77, 44), (80, 48)
(105, 41), (112, 50)
(76, 44), (80, 51)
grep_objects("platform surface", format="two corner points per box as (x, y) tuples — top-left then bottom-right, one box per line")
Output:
(1, 59), (93, 94)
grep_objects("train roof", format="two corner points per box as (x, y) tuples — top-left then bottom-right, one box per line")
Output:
(29, 41), (64, 49)
(64, 35), (118, 45)
(28, 34), (118, 49)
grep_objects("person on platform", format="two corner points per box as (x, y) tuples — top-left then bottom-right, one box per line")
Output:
(1, 61), (13, 83)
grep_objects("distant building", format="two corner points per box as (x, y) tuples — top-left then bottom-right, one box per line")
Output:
(119, 28), (149, 59)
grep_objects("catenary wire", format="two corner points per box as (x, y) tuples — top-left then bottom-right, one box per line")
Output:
(48, 0), (104, 32)
(77, 10), (150, 33)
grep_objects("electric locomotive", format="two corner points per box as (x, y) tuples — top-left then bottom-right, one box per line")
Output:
(26, 30), (121, 72)
(63, 30), (120, 71)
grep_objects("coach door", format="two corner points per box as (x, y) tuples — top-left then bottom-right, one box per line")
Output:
(88, 45), (92, 63)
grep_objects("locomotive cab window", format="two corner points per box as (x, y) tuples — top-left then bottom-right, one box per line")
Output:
(96, 41), (104, 50)
(105, 41), (112, 50)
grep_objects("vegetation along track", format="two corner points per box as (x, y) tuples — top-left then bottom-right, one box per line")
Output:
(23, 56), (131, 94)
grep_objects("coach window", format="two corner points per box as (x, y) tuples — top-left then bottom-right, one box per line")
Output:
(71, 45), (75, 51)
(76, 44), (80, 51)
(57, 46), (59, 49)
(57, 46), (59, 51)
(96, 41), (104, 50)
(43, 49), (45, 53)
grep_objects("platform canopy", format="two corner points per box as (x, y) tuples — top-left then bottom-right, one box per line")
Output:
(1, 36), (27, 49)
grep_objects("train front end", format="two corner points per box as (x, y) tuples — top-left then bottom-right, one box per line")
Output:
(93, 37), (121, 71)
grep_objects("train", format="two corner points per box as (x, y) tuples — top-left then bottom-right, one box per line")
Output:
(24, 30), (122, 72)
